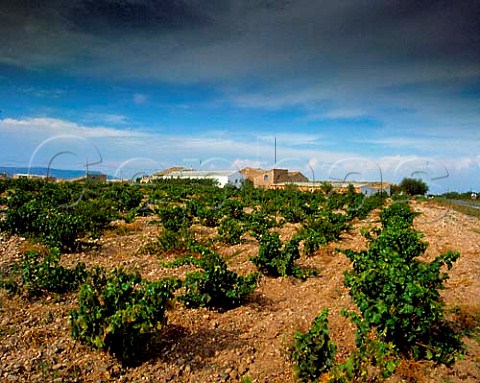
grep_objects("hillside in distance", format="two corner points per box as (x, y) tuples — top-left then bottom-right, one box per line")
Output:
(0, 166), (107, 180)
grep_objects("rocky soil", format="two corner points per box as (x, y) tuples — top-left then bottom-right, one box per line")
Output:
(0, 200), (479, 382)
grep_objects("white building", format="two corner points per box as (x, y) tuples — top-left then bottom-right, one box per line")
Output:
(156, 169), (245, 188)
(359, 182), (391, 197)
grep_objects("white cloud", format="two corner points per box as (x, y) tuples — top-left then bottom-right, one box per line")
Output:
(1, 116), (479, 192)
(0, 117), (143, 138)
(229, 88), (325, 110)
(133, 93), (148, 105)
(0, 117), (148, 171)
(357, 131), (480, 157)
(83, 113), (129, 125)
(0, 116), (353, 175)
(256, 132), (324, 146)
(231, 158), (262, 170)
(321, 108), (367, 120)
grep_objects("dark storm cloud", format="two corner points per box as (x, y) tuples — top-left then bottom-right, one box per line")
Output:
(339, 0), (480, 60)
(0, 0), (479, 84)
(67, 0), (214, 33)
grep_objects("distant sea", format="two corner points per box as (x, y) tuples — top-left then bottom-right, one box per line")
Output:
(0, 166), (110, 180)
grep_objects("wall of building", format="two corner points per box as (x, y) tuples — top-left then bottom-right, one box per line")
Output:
(70, 173), (107, 183)
(249, 169), (309, 189)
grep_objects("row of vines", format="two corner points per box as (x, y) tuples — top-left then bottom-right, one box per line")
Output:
(0, 177), (464, 381)
(292, 202), (462, 382)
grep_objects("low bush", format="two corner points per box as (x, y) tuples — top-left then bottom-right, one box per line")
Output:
(244, 209), (277, 237)
(139, 223), (195, 255)
(220, 199), (245, 220)
(251, 232), (304, 277)
(70, 268), (180, 361)
(0, 182), (117, 252)
(292, 308), (336, 382)
(347, 193), (386, 220)
(301, 228), (326, 257)
(157, 205), (191, 231)
(379, 202), (418, 228)
(21, 248), (88, 297)
(343, 203), (462, 365)
(217, 217), (245, 245)
(299, 211), (349, 257)
(179, 246), (259, 310)
(158, 225), (194, 253)
(328, 312), (399, 382)
(197, 205), (222, 227)
(282, 205), (305, 223)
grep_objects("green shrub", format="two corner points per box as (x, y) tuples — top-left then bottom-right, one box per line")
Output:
(301, 228), (326, 257)
(158, 229), (183, 252)
(218, 217), (245, 245)
(220, 199), (245, 220)
(244, 209), (277, 237)
(311, 212), (348, 241)
(70, 268), (180, 361)
(0, 182), (118, 251)
(327, 311), (399, 383)
(198, 205), (222, 227)
(292, 308), (336, 382)
(158, 223), (195, 253)
(157, 205), (191, 231)
(1, 195), (45, 235)
(347, 193), (385, 220)
(139, 223), (195, 256)
(251, 232), (303, 277)
(282, 205), (305, 223)
(379, 202), (418, 228)
(124, 208), (138, 223)
(343, 210), (462, 364)
(41, 210), (85, 251)
(21, 248), (88, 297)
(0, 179), (10, 194)
(179, 246), (259, 310)
(104, 183), (144, 212)
(299, 211), (347, 256)
(0, 277), (20, 296)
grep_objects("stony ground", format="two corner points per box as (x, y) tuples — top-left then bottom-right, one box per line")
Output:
(0, 200), (479, 382)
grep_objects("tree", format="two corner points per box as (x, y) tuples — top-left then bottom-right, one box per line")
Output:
(398, 178), (428, 196)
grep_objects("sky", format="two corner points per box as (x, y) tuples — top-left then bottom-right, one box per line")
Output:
(0, 0), (479, 193)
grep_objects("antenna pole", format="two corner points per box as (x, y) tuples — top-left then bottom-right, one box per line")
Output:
(274, 137), (277, 165)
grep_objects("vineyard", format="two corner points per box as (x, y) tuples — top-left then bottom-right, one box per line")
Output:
(0, 178), (479, 382)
